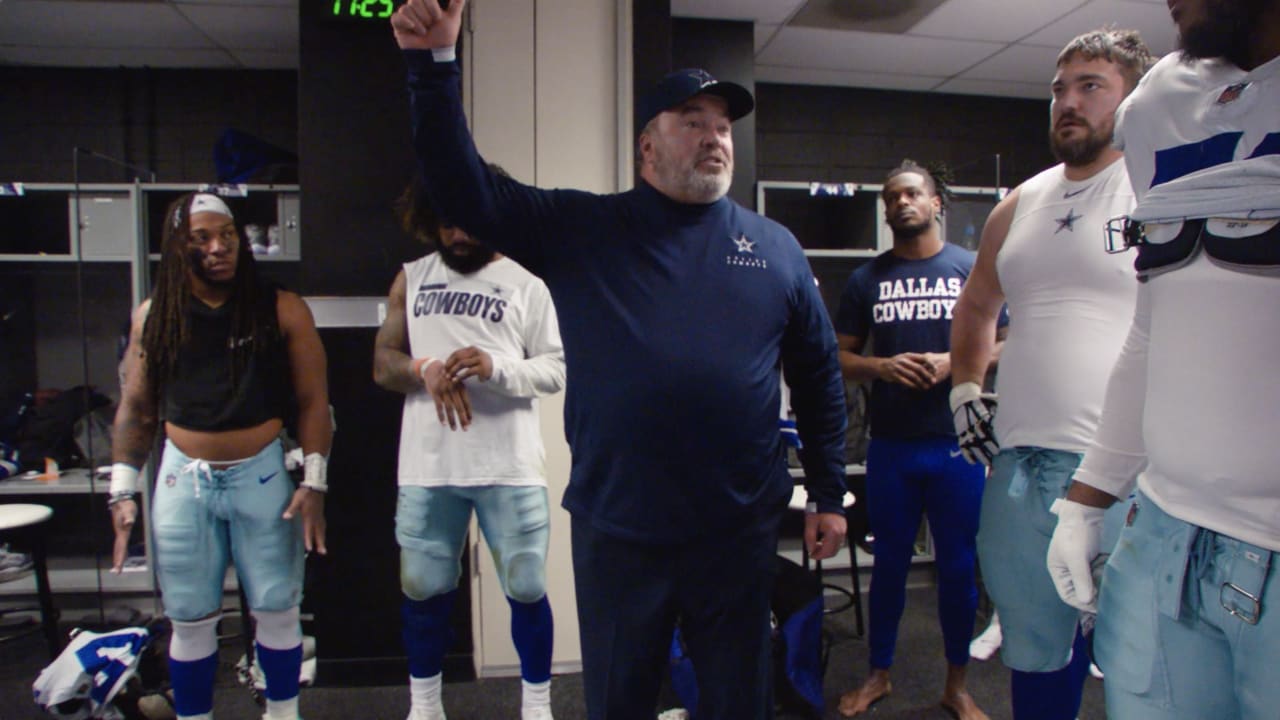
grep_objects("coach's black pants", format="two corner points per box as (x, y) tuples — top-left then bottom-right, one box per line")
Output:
(571, 513), (781, 720)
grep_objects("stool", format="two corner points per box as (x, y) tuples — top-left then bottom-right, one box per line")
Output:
(0, 503), (61, 657)
(788, 487), (864, 637)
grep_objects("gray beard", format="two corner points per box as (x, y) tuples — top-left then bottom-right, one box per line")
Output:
(662, 166), (730, 203)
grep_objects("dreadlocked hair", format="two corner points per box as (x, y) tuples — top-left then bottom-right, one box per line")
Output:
(142, 192), (278, 408)
(885, 158), (954, 215)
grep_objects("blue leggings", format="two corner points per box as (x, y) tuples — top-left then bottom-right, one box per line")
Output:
(865, 436), (984, 669)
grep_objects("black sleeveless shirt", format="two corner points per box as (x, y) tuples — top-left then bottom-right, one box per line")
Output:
(162, 284), (291, 431)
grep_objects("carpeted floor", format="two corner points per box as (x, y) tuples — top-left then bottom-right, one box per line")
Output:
(1, 583), (1106, 719)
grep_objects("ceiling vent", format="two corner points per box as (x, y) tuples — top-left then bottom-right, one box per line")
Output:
(787, 0), (948, 33)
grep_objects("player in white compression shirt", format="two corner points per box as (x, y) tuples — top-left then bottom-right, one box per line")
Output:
(949, 28), (1155, 720)
(1048, 2), (1280, 718)
(991, 157), (1136, 452)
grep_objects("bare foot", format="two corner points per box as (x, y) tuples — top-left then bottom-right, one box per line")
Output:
(838, 671), (892, 717)
(940, 688), (989, 720)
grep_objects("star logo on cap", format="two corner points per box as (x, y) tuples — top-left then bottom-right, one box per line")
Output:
(689, 69), (716, 88)
(733, 234), (755, 253)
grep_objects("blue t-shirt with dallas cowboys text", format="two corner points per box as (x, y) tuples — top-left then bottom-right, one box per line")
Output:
(836, 242), (998, 439)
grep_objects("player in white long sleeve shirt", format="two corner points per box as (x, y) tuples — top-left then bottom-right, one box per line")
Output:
(374, 174), (565, 720)
(1047, 2), (1280, 718)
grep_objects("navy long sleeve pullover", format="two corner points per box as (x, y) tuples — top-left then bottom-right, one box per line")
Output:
(406, 50), (847, 542)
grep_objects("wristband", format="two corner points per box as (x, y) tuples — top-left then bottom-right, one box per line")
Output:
(302, 452), (328, 493)
(411, 357), (440, 382)
(431, 46), (457, 63)
(108, 491), (138, 507)
(109, 463), (140, 496)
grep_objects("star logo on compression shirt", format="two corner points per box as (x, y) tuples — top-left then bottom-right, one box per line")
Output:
(491, 285), (503, 295)
(1055, 208), (1081, 234)
(733, 234), (755, 253)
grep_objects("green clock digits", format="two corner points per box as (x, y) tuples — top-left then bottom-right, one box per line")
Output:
(331, 0), (394, 19)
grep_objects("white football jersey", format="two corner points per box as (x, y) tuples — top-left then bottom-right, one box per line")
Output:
(397, 254), (564, 487)
(33, 627), (149, 719)
(1075, 52), (1280, 551)
(1115, 51), (1280, 209)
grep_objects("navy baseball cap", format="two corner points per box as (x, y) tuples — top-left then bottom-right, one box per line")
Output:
(637, 68), (754, 129)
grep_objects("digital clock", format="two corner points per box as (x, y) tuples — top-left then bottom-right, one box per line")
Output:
(331, 0), (394, 20)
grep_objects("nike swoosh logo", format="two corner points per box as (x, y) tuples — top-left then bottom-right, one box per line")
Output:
(1063, 187), (1089, 198)
(949, 449), (965, 458)
(258, 472), (278, 485)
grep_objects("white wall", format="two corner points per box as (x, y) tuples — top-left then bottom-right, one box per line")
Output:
(463, 0), (627, 677)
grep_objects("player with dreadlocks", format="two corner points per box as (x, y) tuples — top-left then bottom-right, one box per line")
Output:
(108, 192), (332, 720)
(833, 159), (1006, 719)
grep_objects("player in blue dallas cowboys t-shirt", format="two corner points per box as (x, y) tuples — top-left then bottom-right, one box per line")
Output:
(835, 161), (1006, 720)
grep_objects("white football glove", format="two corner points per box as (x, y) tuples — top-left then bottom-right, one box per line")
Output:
(1047, 498), (1107, 613)
(949, 382), (999, 466)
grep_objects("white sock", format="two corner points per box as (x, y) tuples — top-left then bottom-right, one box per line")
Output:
(410, 674), (445, 715)
(264, 696), (299, 719)
(522, 678), (551, 710)
(969, 614), (1002, 661)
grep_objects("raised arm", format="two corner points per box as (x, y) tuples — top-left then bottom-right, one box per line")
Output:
(392, 0), (582, 276)
(390, 0), (465, 52)
(277, 290), (332, 553)
(107, 300), (159, 572)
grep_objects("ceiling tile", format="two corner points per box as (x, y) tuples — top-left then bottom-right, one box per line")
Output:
(0, 1), (207, 48)
(756, 65), (943, 92)
(178, 3), (297, 50)
(673, 0), (805, 25)
(960, 42), (1065, 83)
(933, 76), (1051, 99)
(1023, 0), (1178, 57)
(757, 25), (1003, 77)
(910, 0), (1090, 42)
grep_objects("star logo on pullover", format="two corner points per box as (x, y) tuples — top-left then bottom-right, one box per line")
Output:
(1055, 208), (1081, 234)
(733, 234), (755, 253)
